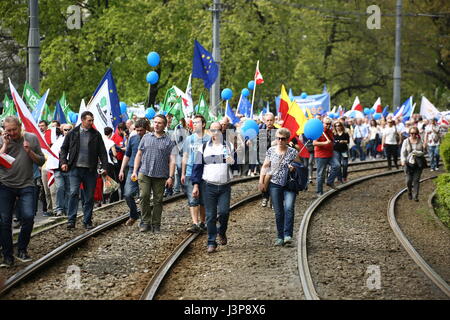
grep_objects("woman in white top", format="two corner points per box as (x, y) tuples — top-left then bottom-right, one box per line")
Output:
(400, 127), (426, 201)
(367, 119), (380, 159)
(382, 119), (400, 169)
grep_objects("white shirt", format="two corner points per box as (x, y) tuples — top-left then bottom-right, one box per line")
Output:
(202, 142), (233, 185)
(46, 135), (66, 170)
(383, 126), (398, 145)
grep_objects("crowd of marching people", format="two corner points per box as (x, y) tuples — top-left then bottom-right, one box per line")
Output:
(0, 109), (448, 266)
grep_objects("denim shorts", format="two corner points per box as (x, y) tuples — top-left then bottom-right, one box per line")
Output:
(184, 176), (204, 207)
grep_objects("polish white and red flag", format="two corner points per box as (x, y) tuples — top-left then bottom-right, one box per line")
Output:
(0, 153), (15, 169)
(254, 63), (264, 85)
(371, 97), (383, 113)
(351, 96), (363, 112)
(9, 79), (58, 186)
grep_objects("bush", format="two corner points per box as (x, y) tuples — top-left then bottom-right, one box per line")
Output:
(435, 173), (450, 229)
(439, 131), (450, 171)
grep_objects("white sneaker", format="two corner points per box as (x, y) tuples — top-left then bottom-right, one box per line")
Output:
(261, 198), (268, 207)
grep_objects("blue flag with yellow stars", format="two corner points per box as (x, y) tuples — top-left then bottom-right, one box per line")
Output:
(92, 68), (122, 129)
(192, 40), (218, 90)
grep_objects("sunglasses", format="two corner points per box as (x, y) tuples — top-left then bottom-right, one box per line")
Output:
(63, 129), (70, 132)
(410, 132), (419, 135)
(277, 137), (287, 141)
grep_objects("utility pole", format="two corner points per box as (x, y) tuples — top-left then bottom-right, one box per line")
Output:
(28, 0), (40, 93)
(392, 0), (402, 110)
(210, 0), (222, 116)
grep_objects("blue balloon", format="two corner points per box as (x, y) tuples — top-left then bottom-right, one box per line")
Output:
(328, 113), (335, 119)
(241, 88), (250, 97)
(240, 119), (259, 140)
(221, 88), (233, 101)
(300, 92), (308, 99)
(248, 80), (255, 90)
(146, 71), (159, 84)
(145, 107), (156, 120)
(70, 113), (78, 124)
(147, 51), (160, 67)
(364, 108), (370, 115)
(373, 113), (382, 120)
(303, 119), (324, 140)
(369, 108), (375, 114)
(120, 101), (127, 114)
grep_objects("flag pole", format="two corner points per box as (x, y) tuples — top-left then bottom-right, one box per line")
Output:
(250, 60), (259, 119)
(235, 93), (243, 116)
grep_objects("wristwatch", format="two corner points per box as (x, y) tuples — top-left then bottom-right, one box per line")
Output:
(169, 176), (174, 180)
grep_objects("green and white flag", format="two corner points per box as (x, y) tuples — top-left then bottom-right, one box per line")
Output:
(23, 82), (43, 111)
(161, 87), (178, 113)
(59, 91), (73, 117)
(0, 94), (16, 121)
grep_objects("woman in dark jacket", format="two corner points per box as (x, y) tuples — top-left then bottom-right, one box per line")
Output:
(400, 127), (426, 201)
(333, 122), (350, 183)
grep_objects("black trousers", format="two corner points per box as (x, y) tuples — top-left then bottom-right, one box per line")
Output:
(405, 166), (422, 199)
(384, 144), (399, 169)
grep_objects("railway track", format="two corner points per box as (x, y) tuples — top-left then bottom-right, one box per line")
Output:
(2, 159), (435, 300)
(0, 176), (258, 298)
(141, 163), (404, 300)
(299, 169), (449, 300)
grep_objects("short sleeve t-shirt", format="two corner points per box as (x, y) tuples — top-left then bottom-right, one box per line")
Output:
(265, 146), (297, 186)
(182, 133), (210, 177)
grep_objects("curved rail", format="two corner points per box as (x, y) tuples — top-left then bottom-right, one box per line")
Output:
(297, 169), (404, 300)
(140, 193), (262, 300)
(387, 176), (450, 298)
(0, 175), (259, 297)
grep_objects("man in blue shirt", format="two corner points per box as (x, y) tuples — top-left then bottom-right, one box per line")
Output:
(118, 119), (148, 226)
(181, 115), (210, 233)
(352, 118), (369, 161)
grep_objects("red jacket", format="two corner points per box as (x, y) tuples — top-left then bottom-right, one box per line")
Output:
(314, 128), (334, 158)
(111, 132), (125, 161)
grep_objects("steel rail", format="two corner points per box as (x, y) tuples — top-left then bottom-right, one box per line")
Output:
(0, 175), (259, 297)
(297, 169), (404, 300)
(140, 192), (262, 300)
(0, 160), (391, 297)
(387, 176), (450, 298)
(140, 162), (392, 300)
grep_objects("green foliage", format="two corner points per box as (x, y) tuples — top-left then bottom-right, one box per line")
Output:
(434, 173), (450, 228)
(439, 132), (450, 171)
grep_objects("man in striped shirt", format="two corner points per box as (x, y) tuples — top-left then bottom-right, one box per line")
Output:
(131, 114), (176, 232)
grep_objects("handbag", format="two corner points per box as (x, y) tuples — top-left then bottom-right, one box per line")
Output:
(102, 175), (120, 194)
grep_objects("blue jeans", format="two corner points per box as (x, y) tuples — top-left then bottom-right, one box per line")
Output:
(54, 170), (70, 214)
(0, 184), (36, 259)
(316, 157), (338, 194)
(124, 169), (140, 220)
(353, 138), (366, 161)
(202, 182), (231, 246)
(334, 151), (348, 181)
(68, 167), (97, 225)
(428, 145), (440, 170)
(269, 183), (297, 239)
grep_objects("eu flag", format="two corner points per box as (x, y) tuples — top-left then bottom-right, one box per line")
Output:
(92, 68), (121, 129)
(192, 40), (218, 90)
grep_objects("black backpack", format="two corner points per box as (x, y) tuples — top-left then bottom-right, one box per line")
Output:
(286, 162), (308, 193)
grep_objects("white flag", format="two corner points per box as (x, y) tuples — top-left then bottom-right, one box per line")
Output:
(87, 80), (113, 133)
(419, 96), (440, 120)
(76, 99), (87, 126)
